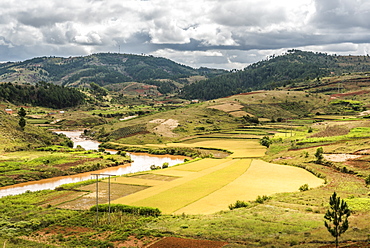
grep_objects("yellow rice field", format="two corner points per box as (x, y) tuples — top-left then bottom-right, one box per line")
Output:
(111, 158), (324, 214)
(174, 159), (324, 214)
(167, 139), (266, 158)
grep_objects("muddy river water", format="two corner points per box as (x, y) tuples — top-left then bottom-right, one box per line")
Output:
(0, 131), (185, 197)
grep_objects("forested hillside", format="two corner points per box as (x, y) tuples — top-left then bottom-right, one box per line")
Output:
(0, 53), (226, 89)
(182, 50), (370, 100)
(0, 81), (85, 108)
(3, 50), (370, 101)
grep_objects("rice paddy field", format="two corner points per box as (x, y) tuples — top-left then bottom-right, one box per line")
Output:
(107, 158), (323, 214)
(168, 138), (267, 158)
(42, 137), (324, 216)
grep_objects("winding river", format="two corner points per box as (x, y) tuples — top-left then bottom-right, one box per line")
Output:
(0, 131), (185, 197)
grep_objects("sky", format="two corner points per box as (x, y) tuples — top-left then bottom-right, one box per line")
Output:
(1, 0), (370, 70)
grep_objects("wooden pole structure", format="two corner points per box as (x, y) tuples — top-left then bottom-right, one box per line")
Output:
(91, 173), (116, 225)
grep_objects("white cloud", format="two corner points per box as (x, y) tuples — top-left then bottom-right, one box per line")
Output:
(0, 0), (370, 69)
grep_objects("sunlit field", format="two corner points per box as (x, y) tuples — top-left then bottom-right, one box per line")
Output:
(110, 158), (324, 214)
(168, 138), (266, 158)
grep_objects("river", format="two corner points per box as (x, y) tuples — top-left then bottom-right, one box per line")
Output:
(0, 131), (185, 197)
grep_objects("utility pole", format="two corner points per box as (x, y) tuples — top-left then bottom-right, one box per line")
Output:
(91, 173), (116, 224)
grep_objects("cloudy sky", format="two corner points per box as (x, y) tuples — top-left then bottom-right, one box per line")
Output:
(1, 0), (370, 69)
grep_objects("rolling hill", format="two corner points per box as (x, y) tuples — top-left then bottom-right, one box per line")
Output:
(0, 53), (226, 91)
(182, 50), (370, 100)
(3, 50), (370, 104)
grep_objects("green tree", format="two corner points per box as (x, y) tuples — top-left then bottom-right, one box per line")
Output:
(19, 117), (26, 130)
(18, 107), (26, 117)
(260, 136), (272, 148)
(315, 147), (324, 164)
(162, 162), (169, 169)
(324, 192), (351, 248)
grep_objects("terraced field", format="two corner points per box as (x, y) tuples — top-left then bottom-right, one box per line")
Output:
(110, 158), (324, 214)
(168, 138), (267, 158)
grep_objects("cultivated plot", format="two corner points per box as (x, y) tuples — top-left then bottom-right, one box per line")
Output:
(168, 138), (266, 158)
(111, 158), (324, 214)
(174, 159), (325, 214)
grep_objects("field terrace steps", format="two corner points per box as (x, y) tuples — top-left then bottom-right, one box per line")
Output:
(166, 139), (267, 158)
(175, 159), (324, 214)
(110, 159), (243, 212)
(109, 158), (324, 214)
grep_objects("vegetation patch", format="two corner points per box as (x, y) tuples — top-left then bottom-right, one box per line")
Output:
(91, 203), (161, 216)
(345, 198), (370, 212)
(310, 125), (350, 138)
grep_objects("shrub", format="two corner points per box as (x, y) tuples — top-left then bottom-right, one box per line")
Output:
(299, 184), (309, 192)
(242, 115), (259, 124)
(90, 204), (161, 216)
(366, 175), (370, 185)
(255, 195), (271, 204)
(315, 147), (324, 164)
(229, 200), (249, 210)
(260, 136), (272, 148)
(162, 162), (169, 169)
(303, 151), (309, 158)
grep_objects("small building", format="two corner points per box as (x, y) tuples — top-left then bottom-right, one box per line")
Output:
(5, 109), (13, 114)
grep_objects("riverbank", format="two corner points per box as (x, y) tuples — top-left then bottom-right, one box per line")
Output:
(0, 130), (186, 197)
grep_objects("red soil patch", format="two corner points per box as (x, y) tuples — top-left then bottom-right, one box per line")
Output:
(26, 226), (160, 248)
(310, 125), (349, 138)
(147, 237), (228, 248)
(330, 90), (370, 100)
(318, 241), (370, 247)
(354, 149), (370, 154)
(345, 159), (370, 170)
(54, 158), (100, 170)
(224, 91), (265, 98)
(44, 225), (94, 235)
(272, 156), (293, 161)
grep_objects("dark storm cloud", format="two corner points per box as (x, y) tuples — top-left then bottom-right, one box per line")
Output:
(1, 0), (370, 69)
(211, 1), (287, 27)
(312, 0), (370, 30)
(18, 11), (71, 28)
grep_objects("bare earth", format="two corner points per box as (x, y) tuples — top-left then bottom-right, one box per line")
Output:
(150, 119), (179, 137)
(148, 237), (228, 248)
(324, 154), (362, 162)
(208, 101), (249, 117)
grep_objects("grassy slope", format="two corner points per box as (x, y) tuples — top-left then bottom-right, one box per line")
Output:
(91, 103), (242, 144)
(90, 90), (335, 146)
(0, 110), (57, 152)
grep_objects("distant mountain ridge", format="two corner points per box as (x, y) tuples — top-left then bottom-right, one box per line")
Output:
(3, 50), (370, 101)
(182, 50), (370, 100)
(0, 53), (226, 88)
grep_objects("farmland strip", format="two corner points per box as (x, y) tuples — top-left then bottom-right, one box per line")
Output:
(128, 159), (251, 213)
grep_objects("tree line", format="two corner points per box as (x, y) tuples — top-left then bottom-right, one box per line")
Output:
(182, 50), (370, 100)
(0, 82), (85, 109)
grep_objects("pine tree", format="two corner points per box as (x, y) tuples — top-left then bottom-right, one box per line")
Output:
(315, 147), (324, 164)
(19, 117), (26, 130)
(18, 107), (26, 117)
(324, 192), (350, 248)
